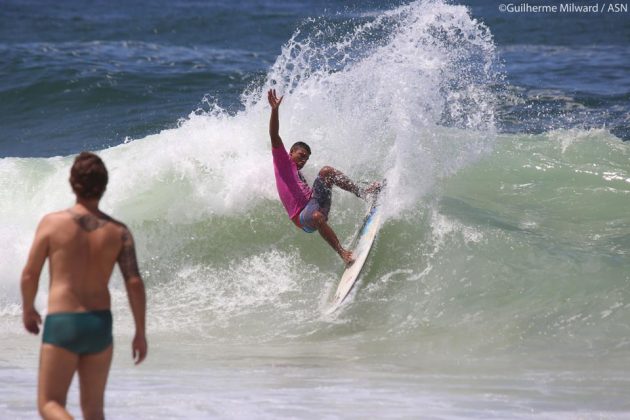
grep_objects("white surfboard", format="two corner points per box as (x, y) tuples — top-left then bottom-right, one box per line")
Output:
(325, 189), (383, 314)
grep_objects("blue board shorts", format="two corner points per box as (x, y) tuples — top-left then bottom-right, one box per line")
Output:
(298, 176), (332, 233)
(42, 310), (113, 355)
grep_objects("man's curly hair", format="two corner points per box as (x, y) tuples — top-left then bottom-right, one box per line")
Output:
(69, 152), (108, 199)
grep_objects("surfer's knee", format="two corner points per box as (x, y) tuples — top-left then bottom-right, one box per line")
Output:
(311, 210), (326, 228)
(318, 166), (338, 187)
(318, 166), (336, 179)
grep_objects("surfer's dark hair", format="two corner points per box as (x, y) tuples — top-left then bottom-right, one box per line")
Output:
(290, 141), (311, 155)
(69, 151), (108, 199)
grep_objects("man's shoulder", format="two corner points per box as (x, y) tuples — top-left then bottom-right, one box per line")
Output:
(99, 212), (132, 235)
(99, 212), (124, 227)
(39, 210), (71, 226)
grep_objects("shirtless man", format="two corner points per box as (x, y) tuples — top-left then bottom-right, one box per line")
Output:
(21, 152), (147, 420)
(268, 89), (380, 265)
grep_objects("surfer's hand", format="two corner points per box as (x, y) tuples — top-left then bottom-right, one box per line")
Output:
(268, 89), (283, 110)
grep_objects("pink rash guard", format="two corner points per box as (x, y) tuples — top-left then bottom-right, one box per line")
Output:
(272, 144), (312, 220)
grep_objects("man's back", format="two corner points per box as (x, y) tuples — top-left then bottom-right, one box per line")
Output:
(43, 209), (125, 313)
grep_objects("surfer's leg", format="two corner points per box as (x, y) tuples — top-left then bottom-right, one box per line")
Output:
(318, 166), (362, 197)
(310, 210), (354, 265)
(301, 178), (353, 264)
(318, 167), (381, 199)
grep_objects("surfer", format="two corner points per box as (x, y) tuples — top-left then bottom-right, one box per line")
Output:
(267, 88), (379, 265)
(20, 152), (147, 420)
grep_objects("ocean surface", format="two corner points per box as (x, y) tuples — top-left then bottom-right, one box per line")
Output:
(1, 0), (629, 418)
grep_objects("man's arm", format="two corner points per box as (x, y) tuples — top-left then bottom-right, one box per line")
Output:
(268, 89), (284, 149)
(20, 218), (49, 334)
(118, 227), (147, 365)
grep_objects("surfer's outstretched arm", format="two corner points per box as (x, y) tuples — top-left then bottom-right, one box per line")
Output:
(268, 89), (284, 149)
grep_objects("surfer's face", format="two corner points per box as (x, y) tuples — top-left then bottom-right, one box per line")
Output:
(290, 147), (310, 170)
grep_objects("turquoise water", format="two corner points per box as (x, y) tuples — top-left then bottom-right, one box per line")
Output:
(1, 0), (629, 418)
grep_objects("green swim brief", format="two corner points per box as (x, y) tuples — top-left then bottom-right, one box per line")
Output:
(42, 310), (113, 355)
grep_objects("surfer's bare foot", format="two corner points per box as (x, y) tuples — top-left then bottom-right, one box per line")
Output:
(361, 181), (381, 199)
(340, 249), (355, 266)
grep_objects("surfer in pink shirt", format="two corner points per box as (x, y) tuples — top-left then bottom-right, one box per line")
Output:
(268, 89), (380, 265)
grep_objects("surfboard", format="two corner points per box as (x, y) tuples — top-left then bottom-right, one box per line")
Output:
(325, 186), (384, 314)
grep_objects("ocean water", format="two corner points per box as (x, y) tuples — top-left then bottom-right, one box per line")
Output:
(1, 0), (629, 418)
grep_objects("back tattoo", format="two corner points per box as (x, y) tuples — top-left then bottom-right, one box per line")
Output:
(67, 209), (109, 232)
